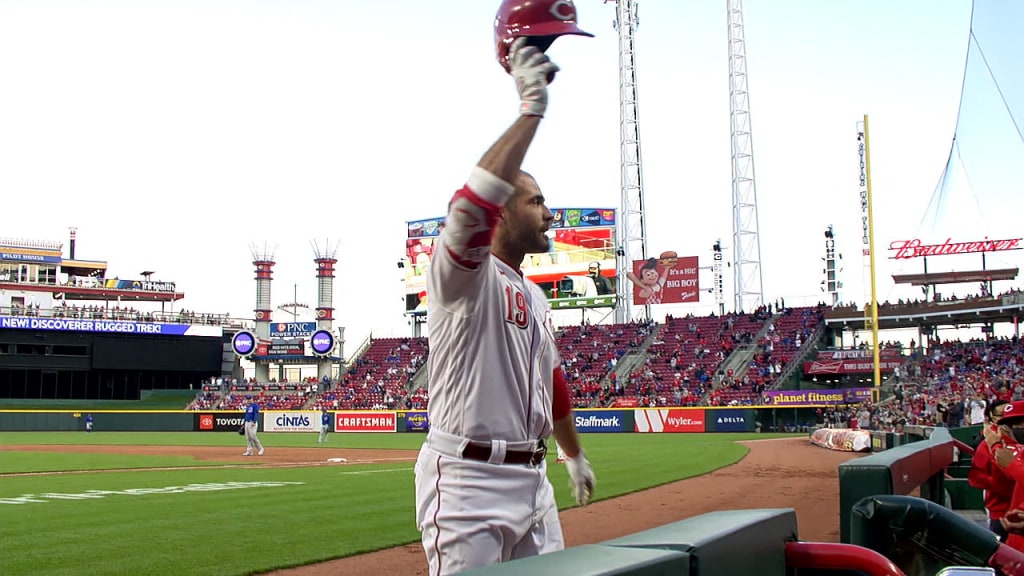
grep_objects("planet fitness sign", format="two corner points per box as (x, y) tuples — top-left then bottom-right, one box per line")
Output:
(0, 316), (221, 337)
(310, 330), (334, 356)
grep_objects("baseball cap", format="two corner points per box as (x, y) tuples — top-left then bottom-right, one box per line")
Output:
(997, 400), (1024, 424)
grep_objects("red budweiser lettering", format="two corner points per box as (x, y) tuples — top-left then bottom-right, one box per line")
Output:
(889, 237), (1021, 259)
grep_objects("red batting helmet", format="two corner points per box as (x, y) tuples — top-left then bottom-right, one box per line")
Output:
(494, 0), (594, 74)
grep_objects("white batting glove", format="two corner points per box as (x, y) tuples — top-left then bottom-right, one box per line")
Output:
(564, 450), (595, 506)
(508, 37), (560, 117)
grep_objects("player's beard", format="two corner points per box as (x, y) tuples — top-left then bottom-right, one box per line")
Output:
(521, 226), (549, 254)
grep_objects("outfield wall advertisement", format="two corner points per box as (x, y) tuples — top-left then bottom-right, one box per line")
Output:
(264, 411), (318, 433)
(334, 411), (397, 433)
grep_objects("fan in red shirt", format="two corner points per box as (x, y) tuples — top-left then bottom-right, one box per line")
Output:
(990, 400), (1024, 552)
(969, 399), (1012, 542)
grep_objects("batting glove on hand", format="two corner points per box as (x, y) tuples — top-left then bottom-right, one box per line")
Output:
(564, 450), (595, 506)
(508, 37), (560, 117)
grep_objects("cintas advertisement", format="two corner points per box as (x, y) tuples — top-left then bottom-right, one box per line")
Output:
(263, 411), (319, 433)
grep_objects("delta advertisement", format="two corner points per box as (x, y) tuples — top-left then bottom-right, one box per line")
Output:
(706, 408), (755, 433)
(627, 252), (699, 306)
(760, 388), (874, 407)
(402, 209), (618, 314)
(0, 316), (222, 337)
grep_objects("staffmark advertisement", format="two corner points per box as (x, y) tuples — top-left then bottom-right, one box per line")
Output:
(335, 411), (397, 433)
(195, 414), (247, 432)
(634, 409), (705, 433)
(264, 411), (319, 433)
(572, 410), (625, 433)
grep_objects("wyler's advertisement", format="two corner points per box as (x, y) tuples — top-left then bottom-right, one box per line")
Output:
(627, 253), (699, 306)
(572, 410), (625, 433)
(405, 411), (430, 432)
(634, 409), (705, 433)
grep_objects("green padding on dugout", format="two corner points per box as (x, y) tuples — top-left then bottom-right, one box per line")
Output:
(837, 427), (955, 544)
(602, 508), (796, 576)
(458, 544), (691, 575)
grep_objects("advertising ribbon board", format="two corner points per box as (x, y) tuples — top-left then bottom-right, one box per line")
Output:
(0, 316), (221, 337)
(760, 388), (875, 407)
(572, 410), (626, 433)
(634, 409), (705, 433)
(334, 411), (397, 433)
(195, 413), (247, 432)
(706, 408), (755, 433)
(263, 412), (319, 433)
(405, 411), (430, 432)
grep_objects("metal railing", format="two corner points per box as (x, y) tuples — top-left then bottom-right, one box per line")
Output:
(1, 305), (250, 328)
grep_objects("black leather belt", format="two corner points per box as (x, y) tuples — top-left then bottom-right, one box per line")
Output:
(461, 439), (547, 466)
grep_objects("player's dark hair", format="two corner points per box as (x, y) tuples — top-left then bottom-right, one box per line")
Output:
(987, 399), (1010, 420)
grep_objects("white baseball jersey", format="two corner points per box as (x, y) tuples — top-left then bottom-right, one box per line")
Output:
(426, 167), (558, 442)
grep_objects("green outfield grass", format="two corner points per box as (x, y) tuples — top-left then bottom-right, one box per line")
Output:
(0, 432), (798, 576)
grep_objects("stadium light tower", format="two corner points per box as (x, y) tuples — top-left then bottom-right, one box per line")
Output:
(728, 0), (765, 313)
(607, 0), (650, 323)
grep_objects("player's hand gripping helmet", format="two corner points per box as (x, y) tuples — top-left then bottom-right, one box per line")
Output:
(494, 0), (594, 74)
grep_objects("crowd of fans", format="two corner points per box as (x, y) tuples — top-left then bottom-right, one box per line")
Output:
(181, 303), (1024, 429)
(5, 302), (230, 325)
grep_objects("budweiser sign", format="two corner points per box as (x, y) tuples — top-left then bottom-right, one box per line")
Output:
(889, 237), (1022, 260)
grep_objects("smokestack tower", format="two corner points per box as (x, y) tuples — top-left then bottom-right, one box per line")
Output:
(312, 240), (340, 382)
(69, 227), (77, 260)
(250, 243), (276, 382)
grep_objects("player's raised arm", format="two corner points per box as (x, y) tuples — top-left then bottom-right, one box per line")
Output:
(429, 39), (559, 306)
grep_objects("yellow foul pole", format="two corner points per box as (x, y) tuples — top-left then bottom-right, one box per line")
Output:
(863, 114), (881, 389)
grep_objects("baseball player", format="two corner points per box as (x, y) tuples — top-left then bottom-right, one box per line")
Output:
(413, 2), (595, 574)
(85, 413), (94, 433)
(242, 396), (264, 456)
(317, 408), (331, 445)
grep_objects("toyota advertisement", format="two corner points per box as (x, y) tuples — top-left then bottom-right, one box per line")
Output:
(195, 413), (248, 432)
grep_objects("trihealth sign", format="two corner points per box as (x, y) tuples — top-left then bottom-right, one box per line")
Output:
(0, 316), (222, 337)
